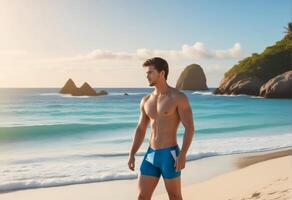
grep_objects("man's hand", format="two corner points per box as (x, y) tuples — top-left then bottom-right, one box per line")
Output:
(174, 153), (186, 172)
(128, 154), (135, 171)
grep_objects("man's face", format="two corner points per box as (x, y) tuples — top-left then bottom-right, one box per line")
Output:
(144, 65), (163, 86)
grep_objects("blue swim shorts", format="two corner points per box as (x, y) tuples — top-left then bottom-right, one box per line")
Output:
(139, 144), (181, 179)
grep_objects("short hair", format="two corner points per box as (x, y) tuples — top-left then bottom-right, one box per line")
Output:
(142, 57), (169, 80)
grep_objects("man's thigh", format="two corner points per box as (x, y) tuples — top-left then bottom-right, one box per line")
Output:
(163, 176), (183, 199)
(138, 175), (160, 198)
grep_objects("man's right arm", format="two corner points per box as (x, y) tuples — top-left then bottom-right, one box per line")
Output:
(129, 95), (150, 157)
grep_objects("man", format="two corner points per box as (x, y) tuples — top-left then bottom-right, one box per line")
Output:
(128, 57), (195, 200)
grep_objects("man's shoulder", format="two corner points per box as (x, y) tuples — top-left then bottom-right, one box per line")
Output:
(170, 88), (187, 100)
(141, 93), (151, 103)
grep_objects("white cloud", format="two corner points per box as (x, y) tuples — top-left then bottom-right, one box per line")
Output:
(0, 42), (244, 70)
(55, 42), (244, 63)
(214, 43), (243, 59)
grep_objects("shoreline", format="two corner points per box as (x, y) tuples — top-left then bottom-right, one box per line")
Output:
(0, 146), (291, 200)
(155, 147), (292, 199)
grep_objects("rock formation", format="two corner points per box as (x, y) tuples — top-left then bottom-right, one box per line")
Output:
(59, 79), (108, 96)
(176, 64), (208, 90)
(213, 74), (265, 96)
(213, 30), (292, 98)
(59, 78), (78, 94)
(259, 70), (292, 98)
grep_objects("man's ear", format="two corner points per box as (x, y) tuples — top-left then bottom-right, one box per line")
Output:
(160, 70), (165, 79)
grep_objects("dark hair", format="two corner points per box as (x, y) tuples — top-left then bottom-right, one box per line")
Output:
(142, 57), (169, 80)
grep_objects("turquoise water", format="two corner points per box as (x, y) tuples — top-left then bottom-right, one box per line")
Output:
(0, 88), (291, 191)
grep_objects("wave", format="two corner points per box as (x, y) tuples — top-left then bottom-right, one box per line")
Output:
(179, 122), (291, 135)
(108, 92), (148, 96)
(49, 109), (137, 116)
(2, 146), (292, 192)
(39, 93), (60, 96)
(61, 94), (90, 98)
(39, 93), (99, 98)
(39, 92), (148, 97)
(1, 121), (290, 142)
(1, 106), (138, 116)
(1, 133), (292, 192)
(8, 151), (147, 165)
(186, 145), (292, 161)
(0, 122), (136, 142)
(192, 91), (214, 95)
(6, 134), (292, 165)
(0, 173), (138, 192)
(191, 91), (260, 98)
(197, 112), (254, 119)
(251, 96), (264, 98)
(187, 133), (292, 160)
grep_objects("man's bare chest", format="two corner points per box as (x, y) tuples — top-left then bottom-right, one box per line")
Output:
(144, 96), (177, 119)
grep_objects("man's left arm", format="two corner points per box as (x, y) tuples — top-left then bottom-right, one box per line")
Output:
(175, 92), (195, 171)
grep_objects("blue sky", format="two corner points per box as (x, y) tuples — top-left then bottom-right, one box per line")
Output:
(0, 0), (291, 87)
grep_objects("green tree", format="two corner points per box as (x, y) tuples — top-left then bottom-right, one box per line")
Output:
(283, 22), (292, 35)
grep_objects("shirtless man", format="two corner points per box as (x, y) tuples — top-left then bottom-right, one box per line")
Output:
(128, 57), (195, 200)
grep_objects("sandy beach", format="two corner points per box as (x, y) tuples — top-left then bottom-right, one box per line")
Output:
(154, 147), (292, 200)
(0, 147), (291, 200)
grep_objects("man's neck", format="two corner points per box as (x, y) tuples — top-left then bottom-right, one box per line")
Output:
(153, 81), (170, 95)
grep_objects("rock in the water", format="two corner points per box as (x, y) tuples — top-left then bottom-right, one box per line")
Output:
(98, 90), (108, 96)
(59, 78), (78, 94)
(213, 73), (264, 96)
(59, 79), (108, 96)
(71, 82), (97, 96)
(259, 70), (292, 98)
(176, 64), (208, 90)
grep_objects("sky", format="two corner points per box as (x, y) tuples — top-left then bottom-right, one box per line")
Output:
(0, 0), (291, 88)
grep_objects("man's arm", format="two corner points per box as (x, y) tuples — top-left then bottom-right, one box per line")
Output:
(129, 95), (150, 156)
(177, 92), (195, 156)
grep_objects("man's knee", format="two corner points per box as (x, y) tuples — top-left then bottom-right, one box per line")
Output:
(167, 191), (183, 200)
(137, 192), (151, 200)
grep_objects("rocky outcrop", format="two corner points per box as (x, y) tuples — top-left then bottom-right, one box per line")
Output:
(59, 78), (108, 96)
(213, 31), (292, 98)
(259, 70), (292, 98)
(213, 74), (265, 96)
(70, 82), (97, 96)
(176, 64), (208, 90)
(59, 78), (78, 94)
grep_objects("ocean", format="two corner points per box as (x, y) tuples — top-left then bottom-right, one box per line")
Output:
(0, 87), (291, 192)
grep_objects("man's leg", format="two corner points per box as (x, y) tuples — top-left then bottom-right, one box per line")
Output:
(159, 145), (183, 199)
(138, 175), (160, 200)
(163, 176), (183, 200)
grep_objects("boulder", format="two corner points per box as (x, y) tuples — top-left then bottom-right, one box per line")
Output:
(259, 70), (292, 98)
(213, 74), (265, 96)
(176, 64), (208, 90)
